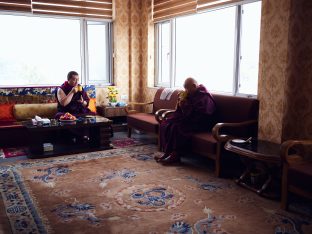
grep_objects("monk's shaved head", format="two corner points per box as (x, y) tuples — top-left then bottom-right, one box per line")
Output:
(183, 77), (198, 93)
(184, 77), (198, 86)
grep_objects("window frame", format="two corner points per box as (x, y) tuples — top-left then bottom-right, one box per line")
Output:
(155, 0), (261, 97)
(155, 20), (172, 88)
(0, 11), (113, 88)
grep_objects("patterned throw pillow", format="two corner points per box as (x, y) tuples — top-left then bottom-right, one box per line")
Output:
(0, 103), (15, 120)
(84, 85), (96, 113)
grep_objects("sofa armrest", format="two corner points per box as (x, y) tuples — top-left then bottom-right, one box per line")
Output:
(281, 140), (312, 165)
(127, 102), (153, 106)
(162, 110), (175, 120)
(126, 102), (154, 114)
(155, 109), (175, 123)
(212, 119), (258, 142)
(124, 107), (138, 115)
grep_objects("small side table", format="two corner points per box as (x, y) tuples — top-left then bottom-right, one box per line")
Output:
(96, 105), (128, 133)
(225, 139), (281, 198)
(97, 105), (127, 118)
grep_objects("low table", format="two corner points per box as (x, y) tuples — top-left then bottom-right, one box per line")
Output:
(23, 116), (112, 158)
(225, 139), (281, 198)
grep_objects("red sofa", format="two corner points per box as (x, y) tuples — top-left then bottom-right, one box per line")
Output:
(0, 103), (58, 147)
(127, 88), (259, 177)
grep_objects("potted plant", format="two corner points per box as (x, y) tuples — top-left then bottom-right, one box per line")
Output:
(107, 86), (118, 107)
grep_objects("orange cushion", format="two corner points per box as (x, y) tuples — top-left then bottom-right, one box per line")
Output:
(88, 98), (97, 113)
(0, 104), (15, 120)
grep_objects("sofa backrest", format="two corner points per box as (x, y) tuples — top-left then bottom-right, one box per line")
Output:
(14, 103), (57, 120)
(212, 94), (259, 123)
(152, 88), (181, 113)
(0, 85), (96, 104)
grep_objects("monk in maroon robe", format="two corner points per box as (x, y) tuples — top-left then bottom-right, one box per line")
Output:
(156, 78), (216, 164)
(55, 71), (95, 119)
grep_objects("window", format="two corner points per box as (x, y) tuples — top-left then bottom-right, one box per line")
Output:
(175, 7), (236, 93)
(0, 14), (112, 87)
(238, 2), (262, 95)
(156, 21), (171, 87)
(86, 21), (112, 85)
(155, 1), (261, 96)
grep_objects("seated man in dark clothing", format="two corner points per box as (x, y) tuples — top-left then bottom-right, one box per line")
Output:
(156, 77), (216, 164)
(55, 71), (95, 119)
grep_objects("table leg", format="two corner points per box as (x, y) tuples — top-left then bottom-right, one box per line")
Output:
(89, 126), (112, 149)
(257, 174), (272, 195)
(89, 126), (101, 147)
(235, 169), (250, 185)
(28, 131), (43, 157)
(236, 161), (280, 199)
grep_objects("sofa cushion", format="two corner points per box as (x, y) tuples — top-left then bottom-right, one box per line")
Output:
(88, 98), (97, 113)
(14, 103), (57, 120)
(0, 103), (15, 120)
(127, 113), (158, 133)
(191, 132), (217, 156)
(153, 88), (181, 113)
(289, 161), (312, 193)
(212, 94), (259, 123)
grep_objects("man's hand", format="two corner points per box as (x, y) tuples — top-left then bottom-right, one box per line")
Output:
(178, 91), (188, 107)
(77, 95), (84, 103)
(71, 86), (79, 94)
(77, 95), (87, 107)
(178, 98), (186, 107)
(178, 101), (184, 107)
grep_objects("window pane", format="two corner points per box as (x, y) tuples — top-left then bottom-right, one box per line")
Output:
(175, 7), (236, 93)
(0, 14), (81, 86)
(87, 22), (109, 83)
(157, 22), (170, 85)
(238, 1), (262, 95)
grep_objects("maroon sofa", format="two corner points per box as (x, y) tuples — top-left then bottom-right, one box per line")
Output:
(190, 94), (259, 177)
(127, 89), (259, 177)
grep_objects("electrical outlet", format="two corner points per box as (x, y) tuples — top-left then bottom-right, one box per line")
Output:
(121, 94), (128, 100)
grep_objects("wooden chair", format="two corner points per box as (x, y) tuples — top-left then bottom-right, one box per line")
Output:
(281, 140), (312, 210)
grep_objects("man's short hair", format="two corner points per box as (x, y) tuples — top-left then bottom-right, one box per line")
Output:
(67, 71), (78, 80)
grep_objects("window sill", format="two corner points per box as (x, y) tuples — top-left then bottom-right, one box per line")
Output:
(147, 86), (163, 89)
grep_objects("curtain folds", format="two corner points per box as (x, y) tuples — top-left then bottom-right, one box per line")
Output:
(152, 0), (252, 22)
(0, 0), (113, 20)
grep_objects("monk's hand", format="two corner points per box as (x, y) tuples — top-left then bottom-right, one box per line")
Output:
(71, 86), (79, 94)
(77, 95), (84, 103)
(178, 98), (186, 107)
(78, 96), (87, 107)
(178, 91), (188, 107)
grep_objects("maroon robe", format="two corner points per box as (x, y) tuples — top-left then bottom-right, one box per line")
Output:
(160, 85), (216, 154)
(55, 81), (95, 119)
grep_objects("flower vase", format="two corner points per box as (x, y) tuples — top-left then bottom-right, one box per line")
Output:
(109, 102), (117, 107)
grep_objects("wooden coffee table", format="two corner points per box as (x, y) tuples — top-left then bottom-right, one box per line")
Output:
(225, 139), (281, 198)
(23, 116), (112, 158)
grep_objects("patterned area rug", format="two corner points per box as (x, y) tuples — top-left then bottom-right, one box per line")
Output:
(0, 137), (143, 159)
(0, 145), (311, 234)
(111, 137), (144, 149)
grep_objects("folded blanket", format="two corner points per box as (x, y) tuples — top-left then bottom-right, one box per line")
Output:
(160, 88), (175, 100)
